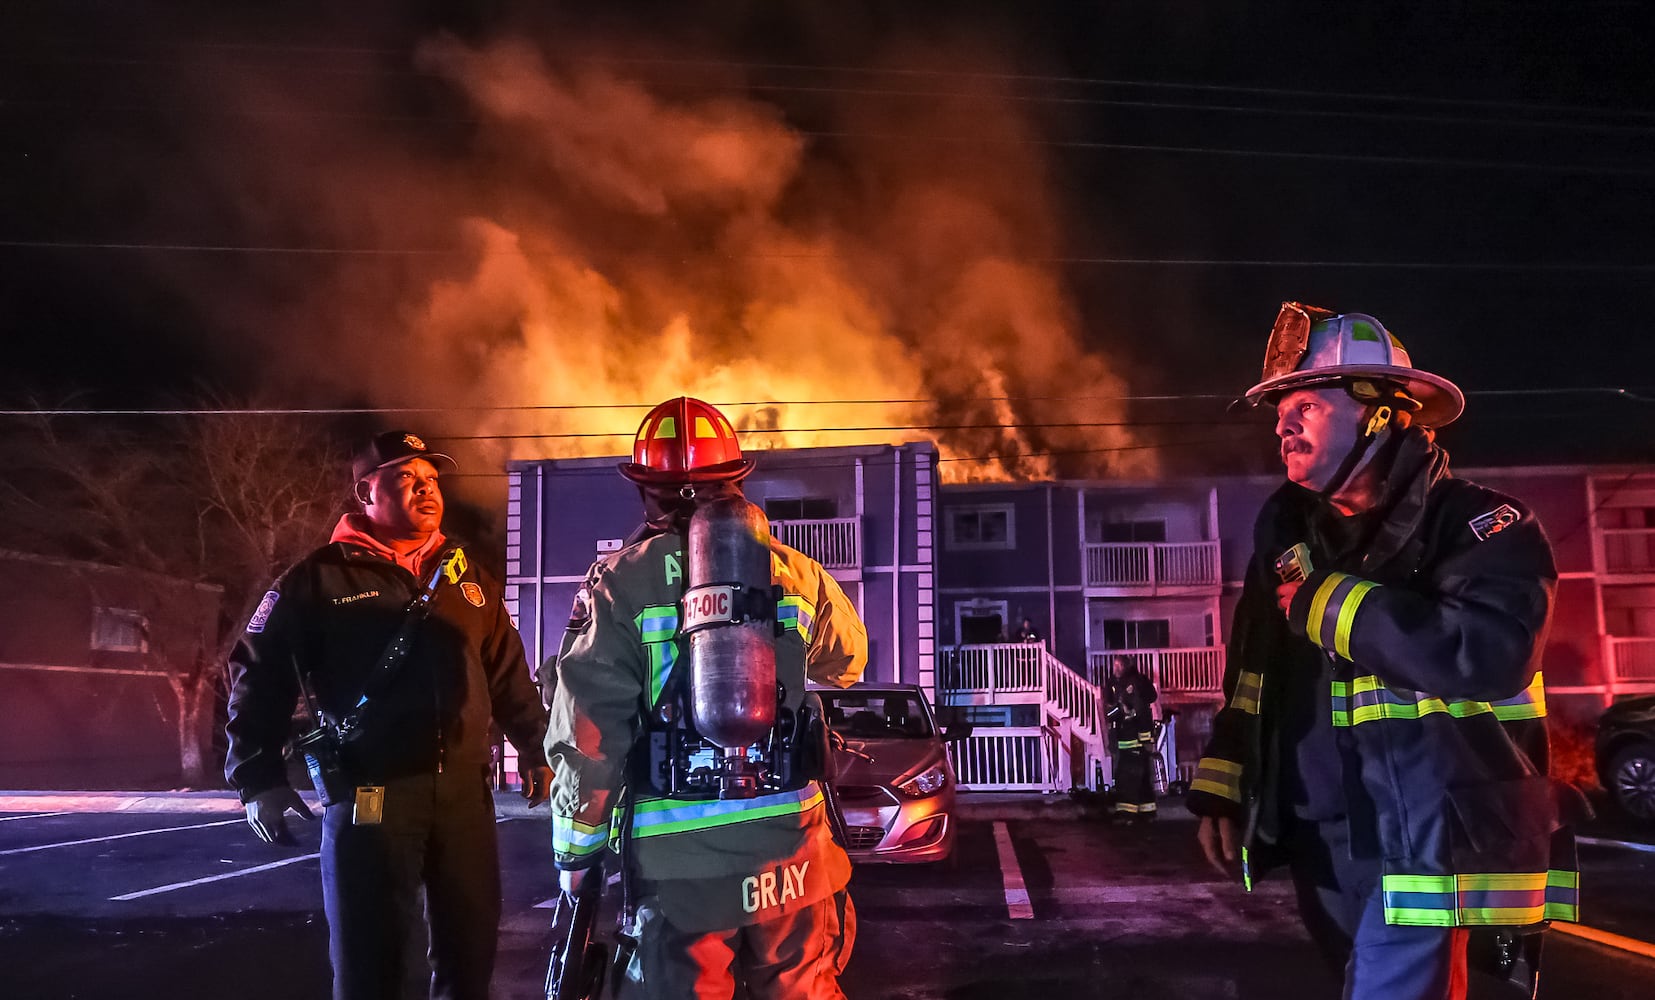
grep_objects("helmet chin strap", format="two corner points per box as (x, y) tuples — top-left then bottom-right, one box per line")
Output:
(1317, 380), (1419, 502)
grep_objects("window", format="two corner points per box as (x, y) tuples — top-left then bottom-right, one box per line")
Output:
(1098, 519), (1167, 543)
(765, 497), (839, 520)
(946, 504), (1015, 550)
(1100, 618), (1170, 651)
(91, 607), (148, 653)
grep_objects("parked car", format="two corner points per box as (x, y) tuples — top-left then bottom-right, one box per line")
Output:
(810, 683), (970, 864)
(1596, 694), (1655, 824)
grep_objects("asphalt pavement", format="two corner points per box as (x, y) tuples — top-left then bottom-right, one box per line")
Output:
(2, 790), (1653, 999)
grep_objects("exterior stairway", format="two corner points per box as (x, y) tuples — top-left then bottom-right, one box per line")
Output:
(937, 643), (1110, 792)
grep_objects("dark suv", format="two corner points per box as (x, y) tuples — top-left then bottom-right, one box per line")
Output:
(1596, 694), (1655, 824)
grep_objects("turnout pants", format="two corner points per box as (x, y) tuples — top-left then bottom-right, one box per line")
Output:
(1288, 818), (1469, 1000)
(321, 768), (502, 1000)
(620, 890), (856, 1000)
(1111, 729), (1157, 817)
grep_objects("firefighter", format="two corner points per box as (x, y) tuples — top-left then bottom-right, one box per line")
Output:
(226, 430), (552, 1000)
(1106, 655), (1159, 822)
(546, 396), (868, 1000)
(1186, 305), (1581, 999)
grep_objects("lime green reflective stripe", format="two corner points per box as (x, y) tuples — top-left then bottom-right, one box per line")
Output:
(1231, 671), (1263, 715)
(776, 594), (816, 642)
(1332, 672), (1549, 728)
(1190, 756), (1244, 802)
(1491, 672), (1547, 721)
(1381, 870), (1579, 926)
(636, 604), (681, 706)
(632, 785), (824, 838)
(1385, 907), (1459, 926)
(552, 815), (610, 857)
(1305, 573), (1345, 648)
(1333, 579), (1377, 660)
(1117, 739), (1140, 749)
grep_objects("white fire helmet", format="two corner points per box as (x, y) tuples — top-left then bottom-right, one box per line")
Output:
(1241, 302), (1465, 428)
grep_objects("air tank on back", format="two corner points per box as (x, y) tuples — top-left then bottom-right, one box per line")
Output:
(682, 496), (777, 749)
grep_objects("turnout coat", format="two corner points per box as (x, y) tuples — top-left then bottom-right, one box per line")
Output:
(1186, 431), (1582, 928)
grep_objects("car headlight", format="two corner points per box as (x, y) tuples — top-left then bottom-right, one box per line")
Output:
(895, 762), (949, 798)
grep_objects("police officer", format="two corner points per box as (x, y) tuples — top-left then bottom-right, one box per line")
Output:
(1187, 305), (1579, 999)
(226, 430), (553, 1000)
(546, 396), (868, 1000)
(1106, 655), (1159, 822)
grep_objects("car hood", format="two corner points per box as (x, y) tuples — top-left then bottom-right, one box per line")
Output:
(1604, 694), (1655, 729)
(832, 737), (946, 786)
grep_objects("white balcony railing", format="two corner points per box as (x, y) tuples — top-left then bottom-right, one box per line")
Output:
(1084, 540), (1220, 590)
(1087, 646), (1226, 695)
(770, 517), (862, 570)
(940, 643), (1109, 793)
(1601, 528), (1655, 575)
(1609, 636), (1655, 682)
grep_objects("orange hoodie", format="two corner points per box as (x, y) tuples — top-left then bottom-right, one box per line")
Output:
(329, 513), (447, 578)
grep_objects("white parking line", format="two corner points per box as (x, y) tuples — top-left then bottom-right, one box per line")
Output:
(111, 852), (321, 900)
(0, 818), (243, 856)
(0, 811), (71, 823)
(992, 821), (1034, 920)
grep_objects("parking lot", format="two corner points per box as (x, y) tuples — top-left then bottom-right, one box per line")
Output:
(2, 792), (1653, 999)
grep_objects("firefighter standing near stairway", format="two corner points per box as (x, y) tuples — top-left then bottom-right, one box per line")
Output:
(1186, 304), (1581, 999)
(1106, 654), (1159, 822)
(545, 396), (868, 1000)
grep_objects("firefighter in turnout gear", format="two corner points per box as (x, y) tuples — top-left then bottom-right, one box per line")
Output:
(545, 397), (868, 1000)
(1106, 655), (1159, 821)
(225, 430), (552, 1000)
(1186, 304), (1582, 999)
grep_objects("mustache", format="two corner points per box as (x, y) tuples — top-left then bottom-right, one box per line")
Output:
(1280, 438), (1312, 456)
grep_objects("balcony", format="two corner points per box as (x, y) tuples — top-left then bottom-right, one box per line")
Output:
(1087, 646), (1225, 698)
(1609, 636), (1655, 685)
(1084, 540), (1221, 594)
(770, 517), (862, 574)
(1601, 528), (1655, 576)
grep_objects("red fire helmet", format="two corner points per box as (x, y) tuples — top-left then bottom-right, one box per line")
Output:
(618, 396), (755, 486)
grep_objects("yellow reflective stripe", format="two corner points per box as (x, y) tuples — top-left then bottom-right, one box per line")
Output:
(1231, 671), (1263, 714)
(1491, 672), (1547, 721)
(1333, 579), (1378, 660)
(1331, 672), (1549, 728)
(552, 814), (610, 857)
(1305, 573), (1345, 648)
(1381, 870), (1580, 927)
(776, 594), (816, 642)
(1190, 756), (1244, 802)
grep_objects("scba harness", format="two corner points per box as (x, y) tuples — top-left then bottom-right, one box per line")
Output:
(639, 497), (832, 802)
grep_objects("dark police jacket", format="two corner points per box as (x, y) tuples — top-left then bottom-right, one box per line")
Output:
(1187, 430), (1581, 928)
(225, 528), (547, 802)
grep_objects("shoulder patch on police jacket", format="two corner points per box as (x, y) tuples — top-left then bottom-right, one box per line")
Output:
(1468, 503), (1522, 541)
(247, 590), (279, 633)
(460, 581), (485, 608)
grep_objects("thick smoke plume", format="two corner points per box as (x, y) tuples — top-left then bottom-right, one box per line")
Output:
(155, 33), (1147, 488)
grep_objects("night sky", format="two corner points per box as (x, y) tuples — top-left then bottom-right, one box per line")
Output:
(3, 1), (1653, 478)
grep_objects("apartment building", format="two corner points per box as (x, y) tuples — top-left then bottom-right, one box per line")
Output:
(504, 442), (1655, 792)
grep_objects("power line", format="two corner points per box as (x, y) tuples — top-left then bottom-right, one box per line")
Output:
(10, 39), (1655, 123)
(1, 239), (1650, 272)
(3, 388), (1649, 420)
(9, 77), (1654, 138)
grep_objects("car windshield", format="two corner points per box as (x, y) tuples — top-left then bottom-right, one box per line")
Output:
(822, 692), (934, 739)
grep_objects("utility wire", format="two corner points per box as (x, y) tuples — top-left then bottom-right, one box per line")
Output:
(0, 240), (1650, 271)
(2, 388), (1649, 419)
(9, 40), (1654, 123)
(8, 80), (1654, 138)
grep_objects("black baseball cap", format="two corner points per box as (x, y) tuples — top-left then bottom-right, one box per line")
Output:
(351, 430), (458, 483)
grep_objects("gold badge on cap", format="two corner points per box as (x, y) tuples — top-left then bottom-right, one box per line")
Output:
(403, 433), (427, 451)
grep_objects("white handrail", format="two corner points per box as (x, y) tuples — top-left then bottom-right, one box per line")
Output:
(1084, 540), (1220, 589)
